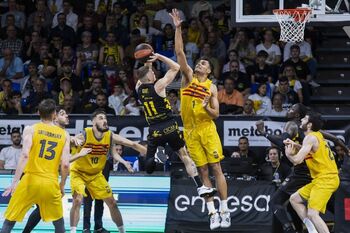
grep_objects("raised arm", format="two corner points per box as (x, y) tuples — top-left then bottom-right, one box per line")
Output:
(169, 9), (193, 87)
(153, 53), (180, 96)
(112, 133), (147, 155)
(2, 126), (33, 196)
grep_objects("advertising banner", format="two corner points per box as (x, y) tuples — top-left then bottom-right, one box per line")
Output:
(166, 178), (275, 232)
(0, 115), (349, 147)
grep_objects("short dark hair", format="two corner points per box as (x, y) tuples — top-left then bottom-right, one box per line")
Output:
(38, 99), (57, 120)
(224, 77), (235, 85)
(57, 12), (65, 18)
(290, 44), (300, 51)
(56, 105), (65, 113)
(278, 76), (289, 83)
(137, 66), (150, 81)
(306, 112), (323, 131)
(239, 136), (249, 142)
(267, 146), (280, 155)
(257, 50), (269, 58)
(11, 129), (20, 136)
(9, 90), (21, 99)
(91, 109), (107, 120)
(3, 78), (12, 84)
(96, 92), (107, 98)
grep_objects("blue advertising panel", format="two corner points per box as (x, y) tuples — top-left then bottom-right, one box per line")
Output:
(0, 174), (170, 232)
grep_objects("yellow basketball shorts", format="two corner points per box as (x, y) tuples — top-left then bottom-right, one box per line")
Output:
(184, 122), (224, 167)
(298, 174), (340, 214)
(70, 170), (112, 200)
(5, 174), (63, 222)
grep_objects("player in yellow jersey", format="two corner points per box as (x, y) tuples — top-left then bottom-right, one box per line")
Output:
(0, 99), (70, 233)
(69, 109), (147, 233)
(170, 9), (230, 230)
(284, 112), (339, 233)
(22, 106), (91, 233)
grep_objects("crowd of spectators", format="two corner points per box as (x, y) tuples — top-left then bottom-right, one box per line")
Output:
(0, 0), (319, 117)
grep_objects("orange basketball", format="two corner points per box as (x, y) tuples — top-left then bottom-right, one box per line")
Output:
(134, 43), (154, 63)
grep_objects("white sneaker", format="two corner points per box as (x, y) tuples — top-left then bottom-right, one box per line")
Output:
(220, 211), (231, 228)
(197, 185), (217, 197)
(154, 146), (167, 164)
(209, 212), (221, 230)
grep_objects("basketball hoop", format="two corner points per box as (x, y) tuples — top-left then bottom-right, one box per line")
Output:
(273, 8), (312, 42)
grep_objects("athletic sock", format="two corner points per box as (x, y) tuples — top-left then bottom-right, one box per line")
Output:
(70, 226), (77, 233)
(192, 175), (203, 187)
(207, 201), (216, 215)
(118, 225), (126, 233)
(220, 200), (228, 212)
(303, 218), (317, 233)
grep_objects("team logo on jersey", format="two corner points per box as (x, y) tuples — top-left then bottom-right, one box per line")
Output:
(213, 151), (219, 159)
(152, 130), (162, 138)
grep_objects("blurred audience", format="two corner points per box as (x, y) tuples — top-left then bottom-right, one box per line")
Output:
(0, 130), (22, 170)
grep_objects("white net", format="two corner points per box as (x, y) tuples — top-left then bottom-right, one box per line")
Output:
(273, 8), (312, 42)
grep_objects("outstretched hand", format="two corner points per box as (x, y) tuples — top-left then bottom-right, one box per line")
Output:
(2, 181), (18, 197)
(169, 9), (182, 28)
(71, 133), (85, 146)
(79, 147), (93, 158)
(124, 162), (134, 173)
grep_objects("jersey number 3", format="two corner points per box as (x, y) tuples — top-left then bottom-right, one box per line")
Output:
(39, 139), (58, 160)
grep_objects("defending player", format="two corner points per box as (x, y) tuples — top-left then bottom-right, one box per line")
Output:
(136, 53), (216, 197)
(0, 99), (70, 233)
(285, 112), (339, 233)
(69, 110), (146, 233)
(170, 9), (230, 230)
(256, 103), (348, 233)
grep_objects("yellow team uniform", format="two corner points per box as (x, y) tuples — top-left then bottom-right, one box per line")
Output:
(70, 128), (112, 200)
(5, 123), (66, 222)
(298, 131), (339, 213)
(180, 77), (224, 167)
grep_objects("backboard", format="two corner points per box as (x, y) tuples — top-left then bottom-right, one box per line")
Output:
(234, 0), (350, 25)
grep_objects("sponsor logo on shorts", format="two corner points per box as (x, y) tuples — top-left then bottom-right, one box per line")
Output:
(106, 186), (111, 193)
(213, 151), (219, 159)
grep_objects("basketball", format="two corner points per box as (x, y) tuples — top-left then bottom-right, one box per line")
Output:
(134, 43), (154, 63)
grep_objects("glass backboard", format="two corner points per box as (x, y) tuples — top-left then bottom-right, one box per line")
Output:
(235, 0), (350, 24)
